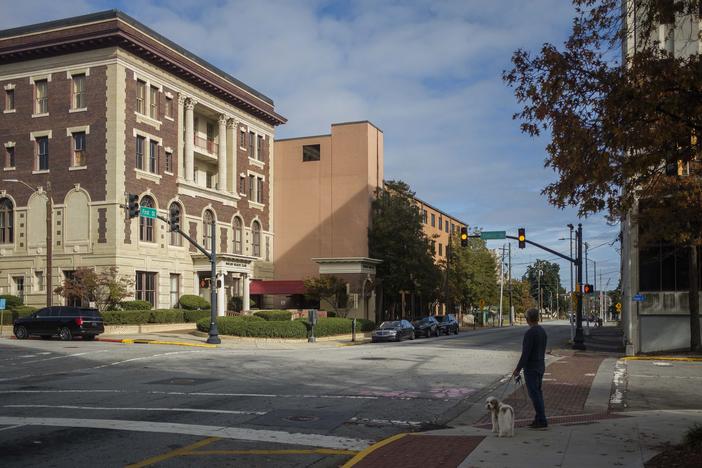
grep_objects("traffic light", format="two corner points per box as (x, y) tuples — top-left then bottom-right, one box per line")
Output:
(199, 278), (211, 289)
(518, 228), (526, 249)
(169, 204), (180, 231)
(460, 226), (468, 247)
(127, 193), (140, 219)
(583, 283), (594, 294)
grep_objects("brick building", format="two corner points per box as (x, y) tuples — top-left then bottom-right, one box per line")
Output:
(0, 11), (285, 313)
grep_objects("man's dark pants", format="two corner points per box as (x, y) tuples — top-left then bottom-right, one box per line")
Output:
(524, 369), (547, 425)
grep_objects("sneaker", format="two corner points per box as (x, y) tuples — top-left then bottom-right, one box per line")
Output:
(528, 422), (548, 429)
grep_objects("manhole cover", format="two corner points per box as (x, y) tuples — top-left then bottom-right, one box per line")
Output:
(285, 415), (319, 423)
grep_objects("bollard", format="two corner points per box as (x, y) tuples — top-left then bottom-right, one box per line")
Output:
(308, 309), (317, 343)
(352, 318), (357, 342)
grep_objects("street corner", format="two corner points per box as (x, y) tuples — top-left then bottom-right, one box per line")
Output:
(95, 337), (218, 348)
(343, 433), (485, 468)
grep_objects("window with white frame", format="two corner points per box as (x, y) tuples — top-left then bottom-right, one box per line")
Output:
(5, 145), (15, 168)
(257, 135), (263, 161)
(248, 131), (255, 155)
(36, 136), (49, 170)
(248, 175), (255, 199)
(0, 198), (13, 244)
(136, 80), (146, 114)
(239, 129), (246, 148)
(252, 221), (261, 257)
(149, 139), (159, 173)
(233, 216), (243, 254)
(165, 96), (173, 118)
(34, 79), (48, 114)
(136, 135), (145, 170)
(165, 151), (172, 173)
(72, 74), (86, 109)
(256, 177), (264, 203)
(139, 196), (155, 242)
(35, 271), (44, 291)
(5, 88), (15, 111)
(239, 176), (245, 194)
(72, 132), (86, 167)
(135, 271), (157, 307)
(149, 86), (159, 119)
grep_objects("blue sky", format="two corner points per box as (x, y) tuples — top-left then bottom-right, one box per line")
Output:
(0, 0), (621, 292)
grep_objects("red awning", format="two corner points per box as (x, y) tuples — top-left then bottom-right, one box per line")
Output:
(249, 280), (306, 295)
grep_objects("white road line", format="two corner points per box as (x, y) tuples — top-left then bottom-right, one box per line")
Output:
(0, 416), (371, 451)
(0, 424), (24, 432)
(91, 350), (202, 369)
(0, 389), (380, 400)
(3, 404), (267, 416)
(21, 350), (110, 365)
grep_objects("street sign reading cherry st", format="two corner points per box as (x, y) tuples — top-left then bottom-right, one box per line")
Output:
(479, 231), (507, 240)
(139, 207), (157, 219)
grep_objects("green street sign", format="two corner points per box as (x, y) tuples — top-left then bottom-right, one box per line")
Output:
(140, 207), (157, 219)
(480, 231), (506, 240)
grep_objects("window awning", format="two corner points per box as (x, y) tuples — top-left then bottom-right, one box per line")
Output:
(249, 280), (306, 295)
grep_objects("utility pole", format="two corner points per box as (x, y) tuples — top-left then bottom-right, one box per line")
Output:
(537, 268), (543, 320)
(573, 223), (586, 350)
(584, 242), (589, 284)
(593, 260), (597, 291)
(498, 244), (505, 327)
(568, 223), (574, 315)
(508, 243), (513, 326)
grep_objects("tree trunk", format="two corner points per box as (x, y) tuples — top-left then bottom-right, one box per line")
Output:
(690, 245), (701, 352)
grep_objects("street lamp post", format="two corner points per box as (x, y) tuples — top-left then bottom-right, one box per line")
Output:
(3, 179), (53, 307)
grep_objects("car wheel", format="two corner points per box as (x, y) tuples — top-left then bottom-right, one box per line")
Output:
(14, 326), (28, 340)
(435, 328), (440, 337)
(83, 335), (96, 341)
(40, 335), (52, 340)
(454, 327), (459, 335)
(58, 327), (73, 341)
(410, 331), (415, 340)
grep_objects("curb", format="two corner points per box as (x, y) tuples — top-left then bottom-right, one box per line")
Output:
(96, 337), (217, 348)
(622, 356), (702, 362)
(341, 433), (409, 468)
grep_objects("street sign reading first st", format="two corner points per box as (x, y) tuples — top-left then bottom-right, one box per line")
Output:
(480, 231), (506, 240)
(140, 207), (157, 219)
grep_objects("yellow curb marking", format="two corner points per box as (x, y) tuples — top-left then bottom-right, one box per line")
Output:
(125, 436), (219, 468)
(623, 356), (702, 362)
(116, 338), (216, 348)
(184, 448), (357, 456)
(341, 432), (408, 468)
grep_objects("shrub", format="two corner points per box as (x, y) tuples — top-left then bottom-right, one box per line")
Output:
(120, 300), (153, 310)
(184, 310), (211, 323)
(1, 306), (37, 325)
(102, 310), (151, 325)
(149, 309), (184, 323)
(196, 316), (374, 338)
(684, 424), (702, 448)
(179, 295), (210, 310)
(254, 310), (292, 321)
(0, 294), (23, 309)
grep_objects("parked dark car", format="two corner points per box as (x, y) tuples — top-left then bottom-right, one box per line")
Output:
(371, 320), (415, 342)
(433, 314), (459, 335)
(13, 306), (105, 341)
(412, 316), (440, 338)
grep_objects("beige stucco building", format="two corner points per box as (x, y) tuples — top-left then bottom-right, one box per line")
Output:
(272, 121), (383, 319)
(0, 11), (285, 313)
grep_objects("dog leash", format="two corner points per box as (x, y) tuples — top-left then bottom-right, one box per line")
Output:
(498, 375), (514, 400)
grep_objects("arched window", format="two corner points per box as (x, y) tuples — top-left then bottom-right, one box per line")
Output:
(169, 202), (182, 246)
(233, 217), (243, 254)
(0, 198), (14, 244)
(203, 210), (214, 250)
(139, 196), (155, 242)
(252, 220), (261, 257)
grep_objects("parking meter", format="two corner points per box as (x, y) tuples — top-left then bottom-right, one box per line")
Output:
(308, 309), (317, 342)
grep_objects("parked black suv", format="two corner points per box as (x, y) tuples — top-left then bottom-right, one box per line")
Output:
(14, 306), (105, 341)
(433, 314), (459, 335)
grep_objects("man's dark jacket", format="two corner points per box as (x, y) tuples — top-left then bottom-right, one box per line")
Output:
(516, 325), (547, 373)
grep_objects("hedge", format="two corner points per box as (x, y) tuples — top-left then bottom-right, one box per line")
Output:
(119, 300), (152, 310)
(197, 316), (375, 338)
(253, 310), (292, 321)
(101, 309), (203, 325)
(179, 295), (210, 310)
(0, 295), (24, 309)
(0, 306), (37, 325)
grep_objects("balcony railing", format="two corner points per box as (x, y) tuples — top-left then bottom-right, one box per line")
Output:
(194, 135), (218, 154)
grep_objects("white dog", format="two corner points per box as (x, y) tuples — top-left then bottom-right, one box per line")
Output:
(486, 396), (515, 437)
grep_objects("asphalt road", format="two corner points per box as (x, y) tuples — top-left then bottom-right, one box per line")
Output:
(0, 321), (571, 467)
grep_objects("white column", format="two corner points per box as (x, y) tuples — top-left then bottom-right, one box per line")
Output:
(227, 118), (238, 193)
(184, 98), (196, 182)
(177, 94), (185, 179)
(217, 114), (227, 192)
(217, 271), (226, 316)
(243, 273), (250, 311)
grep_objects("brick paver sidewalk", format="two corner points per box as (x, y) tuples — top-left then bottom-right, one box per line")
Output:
(475, 353), (605, 427)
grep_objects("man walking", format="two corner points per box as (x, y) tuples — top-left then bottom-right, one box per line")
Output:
(513, 308), (548, 429)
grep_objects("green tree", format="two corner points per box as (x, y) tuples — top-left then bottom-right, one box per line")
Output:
(523, 260), (566, 314)
(504, 0), (702, 350)
(446, 231), (499, 310)
(510, 278), (538, 319)
(369, 180), (441, 320)
(304, 276), (348, 317)
(54, 267), (134, 312)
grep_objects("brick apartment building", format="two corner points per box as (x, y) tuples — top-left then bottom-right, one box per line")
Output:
(0, 11), (285, 313)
